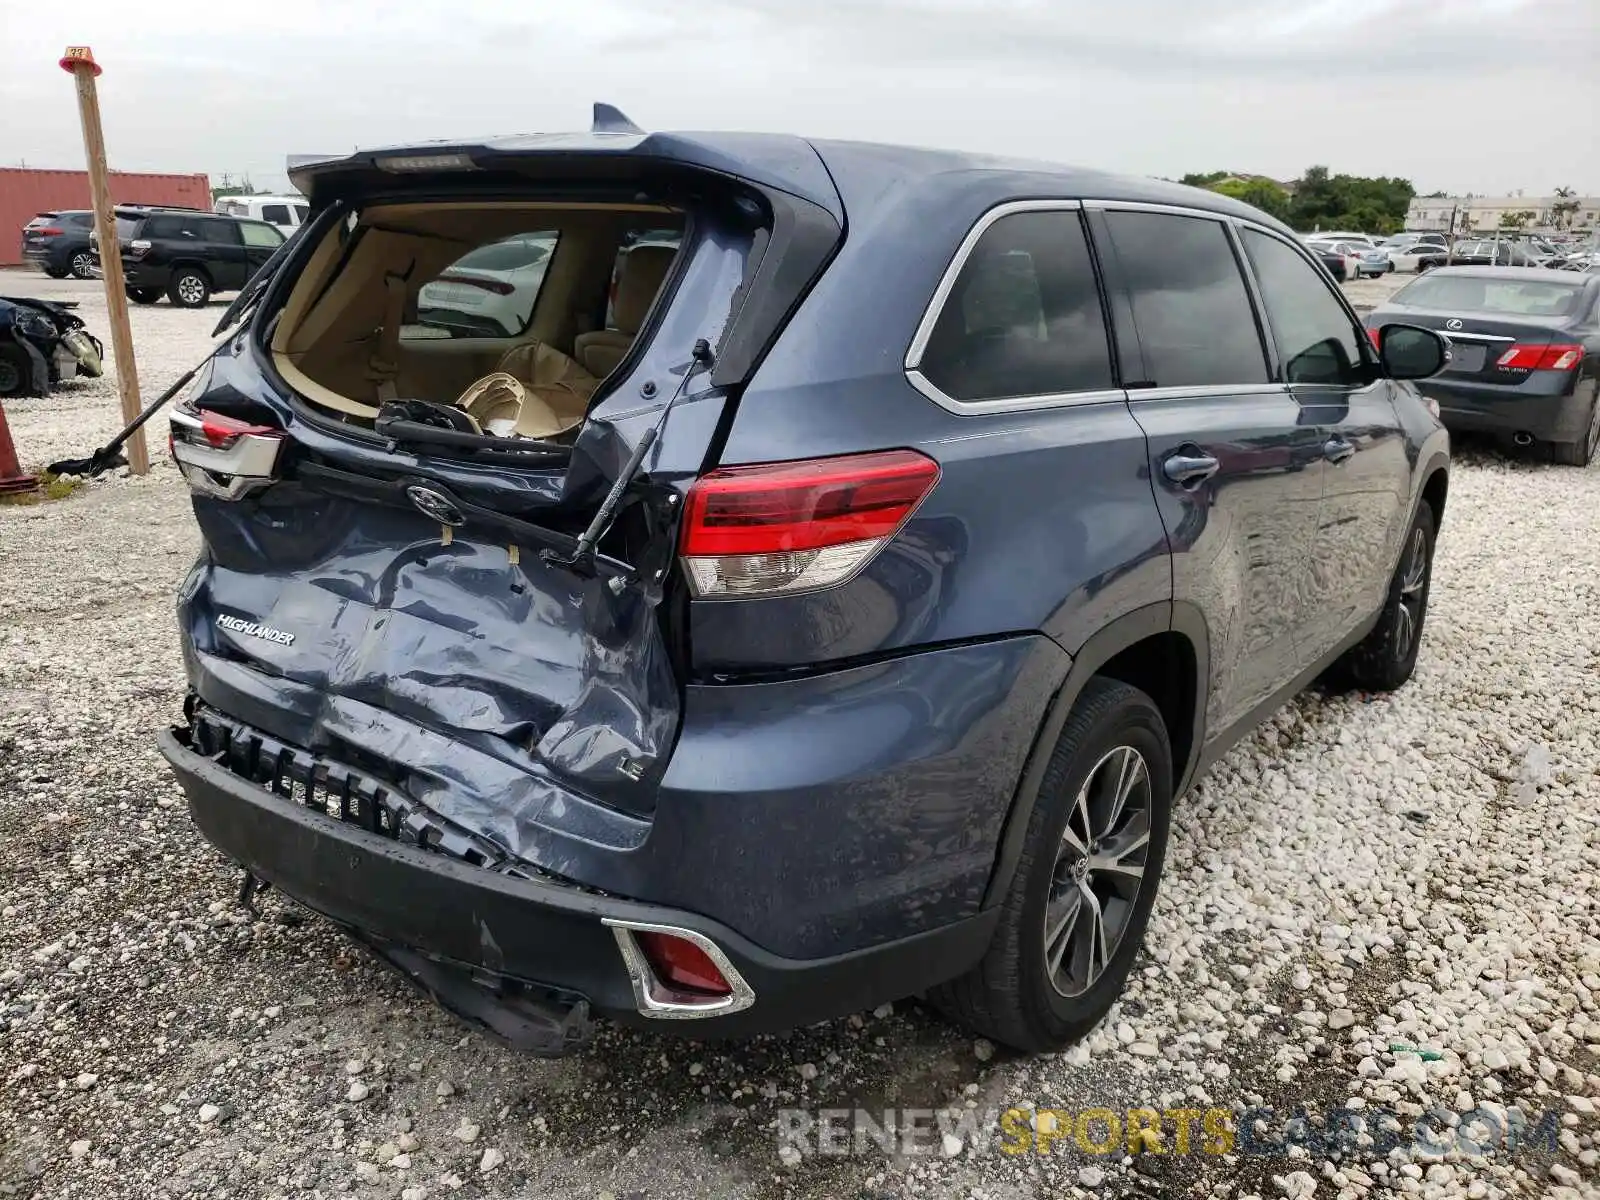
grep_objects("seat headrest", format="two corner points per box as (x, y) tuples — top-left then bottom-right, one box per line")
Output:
(611, 244), (677, 336)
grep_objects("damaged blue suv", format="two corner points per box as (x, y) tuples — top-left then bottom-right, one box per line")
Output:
(159, 106), (1451, 1054)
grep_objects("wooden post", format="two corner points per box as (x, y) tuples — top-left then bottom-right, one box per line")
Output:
(60, 46), (148, 476)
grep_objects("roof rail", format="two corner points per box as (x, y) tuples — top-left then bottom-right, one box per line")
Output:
(592, 103), (644, 135)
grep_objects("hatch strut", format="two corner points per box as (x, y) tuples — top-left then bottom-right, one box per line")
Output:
(546, 338), (714, 576)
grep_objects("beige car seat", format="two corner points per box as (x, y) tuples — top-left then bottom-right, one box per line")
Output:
(452, 340), (601, 439)
(573, 245), (677, 379)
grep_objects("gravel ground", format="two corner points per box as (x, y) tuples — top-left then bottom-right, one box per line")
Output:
(2, 272), (1597, 1200)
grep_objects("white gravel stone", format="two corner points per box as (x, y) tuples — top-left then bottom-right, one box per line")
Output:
(346, 1081), (371, 1103)
(197, 1103), (220, 1124)
(452, 1120), (480, 1143)
(478, 1147), (504, 1173)
(3, 272), (1598, 1200)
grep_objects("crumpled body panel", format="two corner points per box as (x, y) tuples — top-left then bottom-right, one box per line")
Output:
(181, 490), (676, 863)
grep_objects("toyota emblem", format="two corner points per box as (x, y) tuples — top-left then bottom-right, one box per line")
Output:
(406, 485), (464, 526)
(1445, 318), (1464, 331)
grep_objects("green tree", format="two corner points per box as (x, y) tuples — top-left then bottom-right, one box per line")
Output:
(1210, 178), (1291, 221)
(1498, 209), (1537, 231)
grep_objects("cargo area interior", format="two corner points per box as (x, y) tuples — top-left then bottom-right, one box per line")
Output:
(268, 201), (684, 438)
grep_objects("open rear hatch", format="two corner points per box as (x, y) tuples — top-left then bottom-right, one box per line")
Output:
(170, 110), (842, 882)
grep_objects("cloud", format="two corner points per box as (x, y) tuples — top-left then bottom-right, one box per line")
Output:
(3, 0), (1596, 196)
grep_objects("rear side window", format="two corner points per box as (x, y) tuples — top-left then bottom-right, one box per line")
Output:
(1102, 211), (1268, 388)
(200, 218), (242, 245)
(409, 230), (561, 339)
(260, 204), (291, 225)
(917, 209), (1114, 403)
(1242, 230), (1366, 386)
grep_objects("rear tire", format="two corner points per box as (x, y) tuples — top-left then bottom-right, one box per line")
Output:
(1325, 500), (1435, 693)
(928, 677), (1172, 1053)
(168, 270), (211, 308)
(127, 287), (162, 305)
(70, 250), (96, 280)
(1550, 395), (1599, 467)
(43, 265), (69, 280)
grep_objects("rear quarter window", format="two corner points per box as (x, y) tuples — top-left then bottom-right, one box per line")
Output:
(914, 208), (1115, 404)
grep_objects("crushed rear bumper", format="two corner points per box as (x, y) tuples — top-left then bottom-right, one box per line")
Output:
(159, 723), (998, 1050)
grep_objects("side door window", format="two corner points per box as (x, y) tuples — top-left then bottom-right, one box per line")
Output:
(260, 203), (291, 226)
(1098, 211), (1269, 388)
(914, 208), (1115, 404)
(1240, 230), (1368, 387)
(239, 221), (284, 249)
(198, 218), (246, 287)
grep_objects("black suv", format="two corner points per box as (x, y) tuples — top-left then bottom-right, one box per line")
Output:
(93, 207), (285, 308)
(20, 210), (98, 279)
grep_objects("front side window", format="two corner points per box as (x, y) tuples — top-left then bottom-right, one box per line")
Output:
(408, 231), (561, 339)
(1102, 211), (1268, 388)
(239, 221), (284, 248)
(1242, 230), (1367, 386)
(917, 209), (1114, 403)
(260, 204), (291, 225)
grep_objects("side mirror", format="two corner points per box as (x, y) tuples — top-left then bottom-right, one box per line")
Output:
(1376, 324), (1449, 380)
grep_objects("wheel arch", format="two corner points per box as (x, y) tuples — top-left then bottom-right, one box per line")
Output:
(981, 602), (1210, 909)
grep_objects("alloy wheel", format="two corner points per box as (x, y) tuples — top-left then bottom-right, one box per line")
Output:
(177, 276), (206, 305)
(1044, 744), (1152, 998)
(1395, 527), (1429, 659)
(71, 252), (95, 278)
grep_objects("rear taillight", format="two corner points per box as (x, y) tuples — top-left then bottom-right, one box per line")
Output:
(37, 226), (64, 237)
(680, 449), (940, 598)
(1367, 327), (1383, 349)
(433, 272), (514, 295)
(169, 405), (285, 500)
(1495, 343), (1583, 371)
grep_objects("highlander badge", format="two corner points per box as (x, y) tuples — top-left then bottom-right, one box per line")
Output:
(217, 614), (295, 646)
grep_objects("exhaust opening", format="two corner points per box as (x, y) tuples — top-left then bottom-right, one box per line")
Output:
(1512, 431), (1535, 447)
(603, 918), (755, 1019)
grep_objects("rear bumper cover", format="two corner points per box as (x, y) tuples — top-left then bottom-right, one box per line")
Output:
(1419, 377), (1589, 442)
(159, 727), (1000, 1040)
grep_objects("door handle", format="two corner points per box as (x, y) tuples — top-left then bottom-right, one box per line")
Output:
(1162, 452), (1220, 486)
(1323, 437), (1356, 464)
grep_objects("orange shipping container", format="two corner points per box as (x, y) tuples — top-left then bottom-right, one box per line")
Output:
(0, 167), (212, 268)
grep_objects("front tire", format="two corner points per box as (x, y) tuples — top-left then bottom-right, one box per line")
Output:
(1326, 500), (1436, 692)
(70, 250), (96, 279)
(43, 264), (69, 280)
(0, 344), (34, 398)
(929, 677), (1173, 1053)
(168, 269), (211, 308)
(127, 287), (162, 305)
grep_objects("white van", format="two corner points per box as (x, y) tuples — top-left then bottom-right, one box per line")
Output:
(214, 194), (310, 234)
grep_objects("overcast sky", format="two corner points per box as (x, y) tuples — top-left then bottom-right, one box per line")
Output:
(3, 0), (1597, 197)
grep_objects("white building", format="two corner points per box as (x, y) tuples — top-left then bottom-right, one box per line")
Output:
(1406, 194), (1600, 235)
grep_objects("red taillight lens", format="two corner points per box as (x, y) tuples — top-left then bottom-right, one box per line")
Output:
(1495, 343), (1583, 371)
(196, 409), (279, 449)
(635, 932), (732, 996)
(679, 449), (940, 598)
(37, 226), (64, 237)
(1367, 327), (1383, 350)
(434, 272), (515, 295)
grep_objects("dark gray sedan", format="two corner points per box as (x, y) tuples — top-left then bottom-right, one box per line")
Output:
(1366, 266), (1600, 464)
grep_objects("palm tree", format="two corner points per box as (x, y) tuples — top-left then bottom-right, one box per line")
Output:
(1552, 186), (1579, 232)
